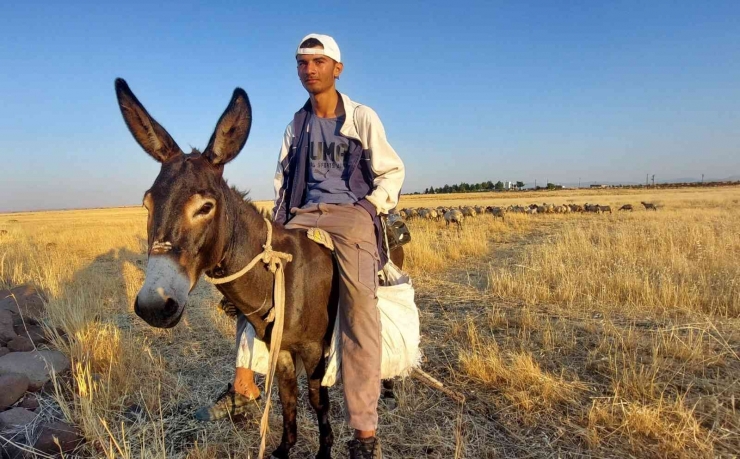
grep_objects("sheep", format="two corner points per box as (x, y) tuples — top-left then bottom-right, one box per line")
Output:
(444, 209), (464, 230)
(461, 206), (477, 218)
(584, 204), (601, 213)
(508, 205), (526, 214)
(419, 208), (440, 221)
(618, 204), (633, 212)
(641, 201), (658, 211)
(598, 205), (613, 214)
(487, 206), (506, 221)
(525, 207), (538, 215)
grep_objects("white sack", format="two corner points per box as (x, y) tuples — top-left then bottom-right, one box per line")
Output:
(236, 262), (420, 386)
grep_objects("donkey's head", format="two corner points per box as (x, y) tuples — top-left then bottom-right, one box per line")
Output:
(115, 78), (251, 328)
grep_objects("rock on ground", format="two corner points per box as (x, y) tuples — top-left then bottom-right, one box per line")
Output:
(0, 309), (17, 345)
(0, 350), (70, 391)
(33, 421), (84, 454)
(0, 442), (26, 459)
(0, 407), (36, 427)
(0, 285), (46, 323)
(18, 394), (39, 411)
(0, 373), (29, 410)
(6, 336), (34, 352)
(13, 325), (47, 345)
(123, 403), (148, 424)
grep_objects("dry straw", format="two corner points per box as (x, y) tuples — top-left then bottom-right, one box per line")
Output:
(0, 186), (738, 457)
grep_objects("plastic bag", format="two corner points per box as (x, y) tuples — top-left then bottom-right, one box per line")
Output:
(236, 261), (420, 386)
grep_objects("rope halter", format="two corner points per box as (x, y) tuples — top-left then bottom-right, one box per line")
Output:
(204, 217), (293, 284)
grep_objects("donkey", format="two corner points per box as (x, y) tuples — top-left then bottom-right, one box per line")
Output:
(116, 78), (340, 458)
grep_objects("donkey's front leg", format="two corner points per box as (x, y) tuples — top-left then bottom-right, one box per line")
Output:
(270, 351), (298, 459)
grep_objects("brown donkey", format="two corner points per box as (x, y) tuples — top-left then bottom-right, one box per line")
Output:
(116, 78), (338, 458)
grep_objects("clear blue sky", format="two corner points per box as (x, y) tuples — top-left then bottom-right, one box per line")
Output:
(1, 1), (739, 212)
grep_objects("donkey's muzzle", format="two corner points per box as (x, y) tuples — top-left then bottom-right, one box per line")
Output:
(135, 255), (190, 328)
(134, 295), (183, 328)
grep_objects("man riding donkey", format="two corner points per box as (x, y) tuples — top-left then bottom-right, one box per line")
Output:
(195, 33), (405, 459)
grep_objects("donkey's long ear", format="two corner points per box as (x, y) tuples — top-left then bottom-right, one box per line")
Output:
(115, 78), (183, 163)
(203, 88), (252, 167)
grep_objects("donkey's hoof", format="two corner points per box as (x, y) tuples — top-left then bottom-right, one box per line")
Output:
(270, 448), (290, 459)
(383, 397), (398, 411)
(381, 391), (398, 411)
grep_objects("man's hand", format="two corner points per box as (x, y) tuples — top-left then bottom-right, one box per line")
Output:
(218, 297), (238, 319)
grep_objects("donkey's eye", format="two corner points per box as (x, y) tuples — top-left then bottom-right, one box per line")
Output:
(195, 202), (214, 216)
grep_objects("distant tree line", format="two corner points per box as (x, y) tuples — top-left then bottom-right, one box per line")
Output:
(537, 183), (564, 191)
(423, 180), (525, 194)
(409, 179), (740, 196)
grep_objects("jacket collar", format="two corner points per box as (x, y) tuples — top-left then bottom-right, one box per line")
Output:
(338, 92), (360, 141)
(298, 92), (361, 142)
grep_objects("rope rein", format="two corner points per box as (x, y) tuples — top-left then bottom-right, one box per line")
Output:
(203, 217), (292, 458)
(204, 217), (292, 285)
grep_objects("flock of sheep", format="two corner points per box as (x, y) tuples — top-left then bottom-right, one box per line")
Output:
(394, 201), (659, 229)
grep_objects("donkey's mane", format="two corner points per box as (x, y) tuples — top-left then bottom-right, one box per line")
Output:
(229, 184), (252, 203)
(224, 180), (272, 221)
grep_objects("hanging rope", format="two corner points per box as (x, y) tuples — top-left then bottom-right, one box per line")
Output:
(204, 217), (292, 458)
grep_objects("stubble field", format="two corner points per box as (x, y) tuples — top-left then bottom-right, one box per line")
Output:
(1, 186), (738, 458)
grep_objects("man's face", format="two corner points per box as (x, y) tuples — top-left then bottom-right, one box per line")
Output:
(297, 49), (343, 95)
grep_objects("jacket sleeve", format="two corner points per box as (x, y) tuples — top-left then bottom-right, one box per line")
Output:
(355, 106), (405, 215)
(272, 123), (294, 225)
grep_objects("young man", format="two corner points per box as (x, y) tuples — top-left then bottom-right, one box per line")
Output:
(196, 34), (404, 458)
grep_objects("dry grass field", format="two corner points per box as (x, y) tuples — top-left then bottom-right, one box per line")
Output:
(1, 186), (738, 458)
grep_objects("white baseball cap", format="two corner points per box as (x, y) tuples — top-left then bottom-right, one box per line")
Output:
(295, 33), (341, 63)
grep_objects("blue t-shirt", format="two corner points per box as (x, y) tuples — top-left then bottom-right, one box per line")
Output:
(304, 114), (358, 205)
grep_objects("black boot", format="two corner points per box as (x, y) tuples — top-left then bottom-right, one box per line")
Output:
(348, 436), (382, 459)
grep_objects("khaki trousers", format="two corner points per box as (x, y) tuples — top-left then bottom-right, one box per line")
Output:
(236, 203), (382, 431)
(287, 203), (381, 431)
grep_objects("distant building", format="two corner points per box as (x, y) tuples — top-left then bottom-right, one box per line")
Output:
(590, 184), (607, 189)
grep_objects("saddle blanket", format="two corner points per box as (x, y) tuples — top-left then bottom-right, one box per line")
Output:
(236, 261), (420, 386)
